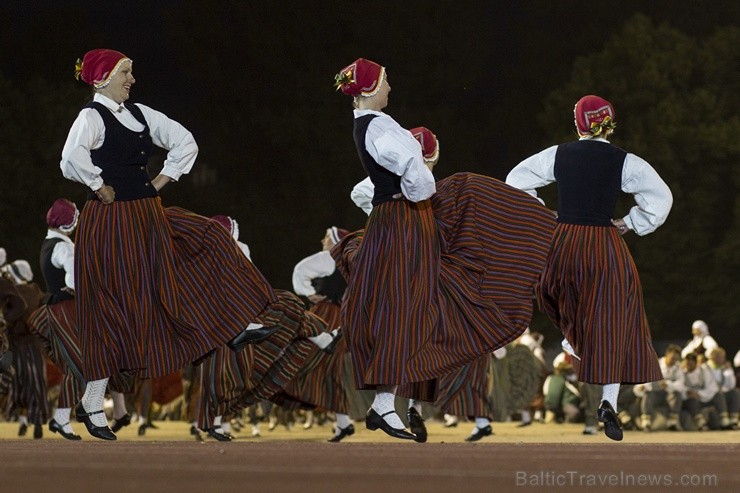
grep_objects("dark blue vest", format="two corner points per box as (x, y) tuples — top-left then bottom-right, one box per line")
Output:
(86, 102), (157, 201)
(353, 114), (402, 206)
(554, 140), (626, 226)
(311, 268), (347, 305)
(39, 237), (73, 304)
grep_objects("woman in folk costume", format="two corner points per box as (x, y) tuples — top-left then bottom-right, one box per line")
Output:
(0, 247), (14, 380)
(26, 199), (84, 440)
(196, 215), (331, 441)
(61, 49), (280, 440)
(1, 260), (48, 438)
(1, 277), (23, 399)
(506, 95), (673, 441)
(350, 127), (552, 442)
(334, 57), (554, 440)
(273, 226), (365, 442)
(28, 199), (137, 440)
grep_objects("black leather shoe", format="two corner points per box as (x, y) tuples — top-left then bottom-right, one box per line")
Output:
(407, 408), (427, 443)
(110, 414), (131, 432)
(465, 425), (493, 442)
(227, 325), (281, 352)
(75, 402), (116, 441)
(597, 400), (623, 441)
(33, 424), (43, 439)
(365, 409), (416, 440)
(48, 419), (82, 441)
(138, 423), (147, 436)
(17, 423), (27, 437)
(328, 424), (355, 443)
(517, 420), (532, 428)
(323, 331), (343, 355)
(205, 427), (232, 442)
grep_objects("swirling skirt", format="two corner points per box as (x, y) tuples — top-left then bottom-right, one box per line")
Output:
(75, 197), (277, 380)
(333, 172), (554, 395)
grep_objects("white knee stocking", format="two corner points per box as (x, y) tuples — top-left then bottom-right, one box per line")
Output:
(81, 378), (110, 427)
(602, 383), (620, 412)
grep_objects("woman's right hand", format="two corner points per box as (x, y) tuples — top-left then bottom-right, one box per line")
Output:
(94, 184), (116, 204)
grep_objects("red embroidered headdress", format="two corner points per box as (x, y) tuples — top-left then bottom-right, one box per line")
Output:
(211, 215), (240, 241)
(574, 95), (616, 137)
(410, 127), (440, 162)
(75, 49), (131, 89)
(327, 227), (349, 245)
(46, 199), (79, 233)
(334, 58), (385, 97)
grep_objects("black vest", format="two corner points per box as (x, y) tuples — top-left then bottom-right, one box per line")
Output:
(311, 268), (347, 305)
(86, 102), (157, 201)
(39, 237), (73, 304)
(554, 140), (626, 226)
(353, 114), (402, 206)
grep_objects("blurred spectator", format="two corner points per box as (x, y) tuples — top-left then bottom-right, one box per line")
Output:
(681, 320), (718, 360)
(681, 353), (730, 430)
(634, 344), (684, 431)
(706, 347), (738, 429)
(543, 360), (581, 425)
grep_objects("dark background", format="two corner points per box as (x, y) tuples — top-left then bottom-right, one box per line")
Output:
(1, 0), (738, 353)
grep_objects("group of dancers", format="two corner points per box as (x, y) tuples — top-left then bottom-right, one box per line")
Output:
(0, 50), (672, 443)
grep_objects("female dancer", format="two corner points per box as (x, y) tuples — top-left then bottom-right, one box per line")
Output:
(506, 95), (672, 440)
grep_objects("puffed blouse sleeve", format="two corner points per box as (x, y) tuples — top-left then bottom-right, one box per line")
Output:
(136, 103), (199, 182)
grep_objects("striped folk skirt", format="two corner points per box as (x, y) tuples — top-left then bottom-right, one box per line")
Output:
(197, 290), (325, 428)
(537, 223), (662, 384)
(334, 172), (554, 393)
(5, 331), (49, 424)
(276, 301), (352, 414)
(75, 198), (277, 380)
(28, 301), (137, 406)
(433, 355), (494, 418)
(28, 301), (84, 407)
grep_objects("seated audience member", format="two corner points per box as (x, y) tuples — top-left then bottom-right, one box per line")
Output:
(681, 320), (718, 360)
(634, 344), (684, 431)
(682, 353), (730, 430)
(706, 347), (739, 429)
(543, 360), (582, 424)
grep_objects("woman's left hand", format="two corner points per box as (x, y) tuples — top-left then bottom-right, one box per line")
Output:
(611, 218), (629, 235)
(151, 174), (173, 192)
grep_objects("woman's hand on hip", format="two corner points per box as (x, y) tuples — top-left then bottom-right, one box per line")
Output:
(94, 184), (115, 204)
(151, 174), (173, 192)
(611, 218), (629, 235)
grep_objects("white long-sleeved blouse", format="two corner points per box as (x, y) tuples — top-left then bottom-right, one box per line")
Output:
(45, 230), (75, 290)
(353, 109), (435, 203)
(60, 93), (198, 191)
(505, 138), (673, 236)
(292, 250), (336, 297)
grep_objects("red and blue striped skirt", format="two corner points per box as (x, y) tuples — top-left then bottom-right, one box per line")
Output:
(197, 290), (324, 427)
(334, 172), (554, 392)
(537, 223), (662, 384)
(277, 300), (352, 413)
(28, 301), (84, 407)
(433, 355), (494, 418)
(75, 197), (277, 380)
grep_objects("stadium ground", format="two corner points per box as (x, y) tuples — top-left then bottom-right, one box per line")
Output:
(1, 421), (738, 492)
